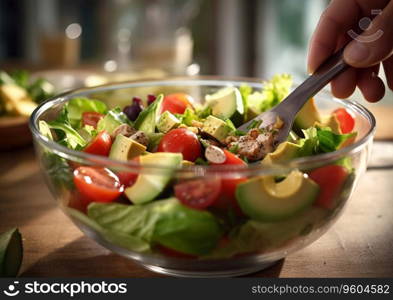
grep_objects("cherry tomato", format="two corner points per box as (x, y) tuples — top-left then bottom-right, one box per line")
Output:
(83, 131), (112, 156)
(174, 178), (221, 209)
(73, 167), (123, 204)
(116, 157), (140, 187)
(157, 128), (202, 161)
(161, 93), (193, 114)
(308, 165), (348, 209)
(333, 108), (355, 134)
(82, 112), (104, 128)
(211, 150), (247, 214)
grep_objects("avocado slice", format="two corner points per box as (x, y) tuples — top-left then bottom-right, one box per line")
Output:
(236, 170), (319, 222)
(109, 134), (146, 161)
(97, 108), (128, 135)
(124, 152), (182, 204)
(202, 115), (232, 143)
(157, 111), (180, 133)
(134, 94), (163, 134)
(262, 141), (302, 165)
(205, 86), (244, 126)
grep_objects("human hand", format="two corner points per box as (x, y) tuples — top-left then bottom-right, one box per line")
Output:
(308, 0), (393, 102)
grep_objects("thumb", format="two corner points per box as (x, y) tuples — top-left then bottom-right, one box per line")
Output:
(344, 2), (393, 68)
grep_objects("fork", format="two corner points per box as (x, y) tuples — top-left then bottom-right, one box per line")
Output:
(237, 48), (349, 147)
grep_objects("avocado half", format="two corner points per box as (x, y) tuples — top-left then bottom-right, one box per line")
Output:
(236, 170), (319, 222)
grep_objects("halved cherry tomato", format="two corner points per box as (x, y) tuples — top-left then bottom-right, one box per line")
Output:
(161, 93), (193, 115)
(157, 128), (202, 161)
(308, 165), (348, 209)
(333, 108), (355, 134)
(174, 178), (221, 209)
(82, 112), (104, 128)
(211, 150), (247, 214)
(116, 157), (140, 187)
(83, 131), (112, 156)
(73, 167), (123, 204)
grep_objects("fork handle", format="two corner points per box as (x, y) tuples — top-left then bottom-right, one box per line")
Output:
(277, 48), (349, 115)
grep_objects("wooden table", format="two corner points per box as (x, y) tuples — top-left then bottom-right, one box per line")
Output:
(1, 143), (393, 278)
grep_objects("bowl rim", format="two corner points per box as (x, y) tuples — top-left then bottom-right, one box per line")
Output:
(29, 75), (376, 173)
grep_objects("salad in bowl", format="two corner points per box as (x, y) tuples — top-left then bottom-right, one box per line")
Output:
(30, 75), (375, 277)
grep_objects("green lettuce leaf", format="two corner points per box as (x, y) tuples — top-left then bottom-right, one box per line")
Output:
(88, 198), (222, 256)
(134, 94), (163, 133)
(239, 84), (252, 121)
(243, 74), (292, 114)
(176, 107), (199, 126)
(67, 208), (150, 253)
(41, 152), (74, 190)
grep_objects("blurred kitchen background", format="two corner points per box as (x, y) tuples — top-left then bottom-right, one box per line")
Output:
(0, 0), (325, 80)
(1, 0), (392, 106)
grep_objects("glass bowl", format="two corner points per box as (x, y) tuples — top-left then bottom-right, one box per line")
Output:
(29, 77), (375, 277)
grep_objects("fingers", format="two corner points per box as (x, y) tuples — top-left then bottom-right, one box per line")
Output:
(357, 65), (385, 102)
(330, 68), (357, 98)
(308, 0), (360, 73)
(382, 55), (393, 91)
(344, 0), (393, 67)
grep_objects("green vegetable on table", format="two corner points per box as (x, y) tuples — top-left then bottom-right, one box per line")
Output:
(0, 228), (23, 277)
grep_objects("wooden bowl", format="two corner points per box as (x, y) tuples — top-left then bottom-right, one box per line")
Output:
(0, 116), (32, 150)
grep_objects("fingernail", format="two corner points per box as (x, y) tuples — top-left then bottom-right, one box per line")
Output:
(344, 42), (370, 65)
